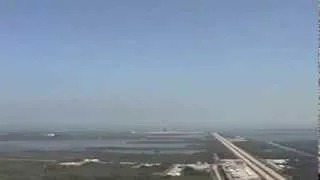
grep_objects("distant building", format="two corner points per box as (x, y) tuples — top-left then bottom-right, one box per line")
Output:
(163, 162), (210, 177)
(220, 159), (261, 180)
(264, 159), (289, 171)
(166, 164), (183, 176)
(46, 133), (56, 137)
(58, 158), (102, 167)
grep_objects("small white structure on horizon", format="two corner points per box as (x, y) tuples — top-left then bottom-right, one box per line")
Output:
(185, 161), (210, 172)
(132, 163), (161, 168)
(59, 161), (84, 166)
(83, 159), (100, 163)
(58, 158), (103, 167)
(46, 133), (56, 137)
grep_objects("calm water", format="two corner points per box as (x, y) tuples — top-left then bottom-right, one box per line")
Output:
(0, 134), (204, 154)
(1, 129), (313, 153)
(0, 140), (190, 150)
(224, 129), (316, 141)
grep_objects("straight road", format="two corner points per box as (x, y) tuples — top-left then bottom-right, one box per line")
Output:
(213, 133), (287, 180)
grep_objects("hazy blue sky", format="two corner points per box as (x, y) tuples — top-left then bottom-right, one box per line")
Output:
(0, 0), (316, 131)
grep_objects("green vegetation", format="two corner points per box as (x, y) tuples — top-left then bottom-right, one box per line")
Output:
(0, 150), (212, 164)
(0, 161), (210, 180)
(0, 134), (315, 180)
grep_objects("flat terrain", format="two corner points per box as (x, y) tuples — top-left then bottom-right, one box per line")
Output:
(234, 140), (317, 180)
(0, 130), (316, 180)
(0, 161), (210, 180)
(0, 132), (213, 180)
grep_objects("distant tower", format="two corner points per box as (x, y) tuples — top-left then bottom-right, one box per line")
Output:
(162, 120), (167, 132)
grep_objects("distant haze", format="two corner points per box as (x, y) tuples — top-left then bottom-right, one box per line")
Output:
(0, 0), (316, 131)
